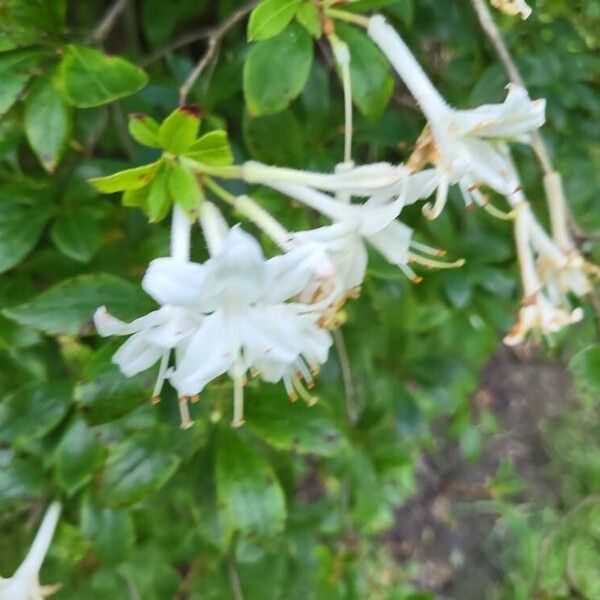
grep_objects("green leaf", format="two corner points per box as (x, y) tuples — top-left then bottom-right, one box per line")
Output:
(569, 345), (600, 405)
(3, 274), (153, 336)
(54, 419), (106, 495)
(24, 73), (71, 172)
(567, 536), (600, 599)
(216, 428), (286, 541)
(0, 381), (71, 444)
(336, 23), (394, 118)
(128, 113), (161, 148)
(81, 501), (135, 565)
(346, 0), (411, 13)
(51, 209), (102, 263)
(59, 44), (148, 108)
(0, 70), (30, 115)
(243, 109), (306, 167)
(158, 106), (201, 154)
(74, 342), (149, 425)
(244, 23), (313, 116)
(88, 161), (160, 194)
(295, 3), (321, 38)
(99, 433), (181, 506)
(147, 164), (172, 222)
(245, 395), (347, 456)
(0, 199), (52, 274)
(185, 130), (234, 166)
(248, 0), (301, 41)
(0, 455), (44, 505)
(167, 162), (202, 215)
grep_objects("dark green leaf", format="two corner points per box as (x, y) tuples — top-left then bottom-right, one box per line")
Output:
(55, 419), (106, 494)
(216, 428), (286, 540)
(3, 274), (153, 336)
(51, 209), (102, 263)
(0, 71), (30, 115)
(99, 433), (181, 506)
(24, 73), (71, 172)
(59, 45), (148, 108)
(0, 199), (52, 274)
(0, 381), (71, 443)
(244, 23), (313, 116)
(569, 345), (600, 405)
(336, 23), (394, 118)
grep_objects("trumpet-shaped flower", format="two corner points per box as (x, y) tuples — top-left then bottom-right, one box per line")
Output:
(491, 0), (532, 19)
(148, 226), (334, 426)
(0, 503), (62, 600)
(368, 14), (545, 218)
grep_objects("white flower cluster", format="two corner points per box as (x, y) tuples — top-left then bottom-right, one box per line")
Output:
(96, 14), (595, 427)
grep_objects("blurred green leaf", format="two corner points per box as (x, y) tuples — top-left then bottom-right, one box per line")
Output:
(51, 209), (102, 263)
(185, 130), (234, 165)
(248, 0), (301, 41)
(88, 161), (160, 194)
(216, 428), (286, 540)
(128, 113), (162, 148)
(158, 105), (201, 154)
(59, 45), (148, 108)
(3, 274), (153, 336)
(569, 345), (600, 405)
(244, 23), (313, 116)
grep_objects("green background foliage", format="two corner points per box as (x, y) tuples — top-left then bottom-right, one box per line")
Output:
(0, 0), (599, 598)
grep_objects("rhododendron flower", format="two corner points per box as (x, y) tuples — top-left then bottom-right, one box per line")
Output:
(0, 503), (62, 600)
(368, 14), (545, 218)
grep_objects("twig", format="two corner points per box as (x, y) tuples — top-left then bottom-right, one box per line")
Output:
(227, 554), (244, 600)
(92, 0), (128, 42)
(141, 28), (212, 66)
(179, 0), (259, 105)
(333, 328), (359, 426)
(469, 0), (553, 175)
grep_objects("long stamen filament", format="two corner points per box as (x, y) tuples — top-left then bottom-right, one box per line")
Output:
(178, 396), (194, 430)
(152, 351), (170, 403)
(232, 376), (245, 427)
(408, 252), (465, 269)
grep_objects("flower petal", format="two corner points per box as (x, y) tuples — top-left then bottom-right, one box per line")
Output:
(112, 332), (165, 376)
(367, 220), (413, 266)
(143, 258), (207, 306)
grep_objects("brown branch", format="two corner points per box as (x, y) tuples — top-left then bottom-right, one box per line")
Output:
(179, 0), (260, 105)
(92, 0), (128, 42)
(141, 28), (212, 67)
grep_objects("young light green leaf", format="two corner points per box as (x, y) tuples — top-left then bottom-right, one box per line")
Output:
(128, 113), (161, 147)
(0, 381), (72, 444)
(216, 428), (286, 541)
(244, 23), (313, 116)
(59, 44), (148, 108)
(147, 165), (172, 222)
(336, 23), (394, 118)
(24, 73), (72, 172)
(54, 419), (107, 495)
(0, 71), (30, 115)
(2, 274), (153, 336)
(99, 433), (181, 506)
(167, 162), (202, 215)
(184, 130), (234, 166)
(295, 3), (321, 38)
(50, 209), (102, 263)
(248, 0), (301, 41)
(158, 105), (201, 154)
(0, 199), (52, 274)
(88, 161), (160, 194)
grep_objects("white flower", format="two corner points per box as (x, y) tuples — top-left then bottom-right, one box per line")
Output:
(491, 0), (532, 19)
(368, 15), (545, 218)
(0, 503), (62, 600)
(153, 226), (334, 426)
(243, 160), (408, 197)
(266, 180), (462, 290)
(506, 204), (584, 345)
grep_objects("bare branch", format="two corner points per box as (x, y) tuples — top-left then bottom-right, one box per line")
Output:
(179, 0), (260, 105)
(93, 0), (128, 42)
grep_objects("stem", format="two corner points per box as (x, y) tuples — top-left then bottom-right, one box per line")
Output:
(170, 206), (191, 262)
(92, 0), (128, 42)
(324, 8), (369, 28)
(182, 158), (243, 180)
(544, 172), (574, 252)
(367, 15), (449, 122)
(329, 35), (353, 164)
(179, 0), (260, 104)
(333, 329), (359, 426)
(205, 178), (291, 249)
(514, 206), (539, 297)
(16, 503), (61, 579)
